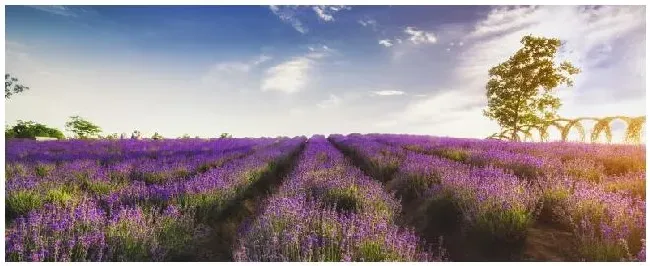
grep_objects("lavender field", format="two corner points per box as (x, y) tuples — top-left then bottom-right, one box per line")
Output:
(4, 134), (646, 262)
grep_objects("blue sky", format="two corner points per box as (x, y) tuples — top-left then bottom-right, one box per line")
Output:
(4, 5), (646, 140)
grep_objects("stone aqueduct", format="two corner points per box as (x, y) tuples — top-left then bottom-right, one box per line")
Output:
(488, 116), (646, 144)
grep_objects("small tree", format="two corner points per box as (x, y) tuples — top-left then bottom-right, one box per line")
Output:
(131, 130), (142, 140)
(5, 120), (65, 139)
(5, 74), (30, 99)
(65, 116), (102, 139)
(180, 133), (191, 139)
(219, 132), (232, 138)
(483, 35), (580, 141)
(152, 132), (163, 140)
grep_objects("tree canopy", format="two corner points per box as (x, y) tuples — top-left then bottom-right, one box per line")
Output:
(65, 116), (102, 139)
(483, 35), (580, 141)
(5, 120), (65, 139)
(5, 74), (30, 99)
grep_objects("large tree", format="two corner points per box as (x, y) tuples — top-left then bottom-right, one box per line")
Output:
(5, 74), (30, 99)
(5, 120), (65, 139)
(65, 116), (102, 139)
(483, 35), (581, 141)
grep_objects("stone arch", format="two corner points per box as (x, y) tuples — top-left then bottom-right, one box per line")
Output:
(560, 118), (587, 142)
(624, 116), (646, 144)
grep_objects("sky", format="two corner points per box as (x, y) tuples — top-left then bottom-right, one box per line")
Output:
(4, 5), (646, 140)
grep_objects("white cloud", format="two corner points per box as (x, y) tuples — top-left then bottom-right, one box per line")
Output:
(373, 90), (405, 96)
(378, 39), (393, 47)
(468, 6), (539, 39)
(260, 45), (335, 94)
(312, 6), (334, 21)
(261, 57), (312, 94)
(269, 5), (308, 34)
(312, 6), (350, 22)
(358, 19), (378, 29)
(404, 26), (437, 44)
(317, 94), (342, 108)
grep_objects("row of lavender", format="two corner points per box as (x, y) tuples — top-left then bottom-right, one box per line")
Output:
(233, 136), (438, 261)
(370, 133), (645, 198)
(331, 134), (645, 261)
(6, 138), (273, 221)
(5, 137), (306, 261)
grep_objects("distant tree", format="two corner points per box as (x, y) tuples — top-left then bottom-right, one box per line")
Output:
(5, 74), (30, 99)
(152, 132), (164, 140)
(131, 130), (142, 140)
(5, 120), (65, 139)
(120, 132), (128, 139)
(65, 116), (102, 139)
(105, 133), (120, 140)
(219, 132), (232, 138)
(180, 133), (191, 139)
(483, 35), (581, 141)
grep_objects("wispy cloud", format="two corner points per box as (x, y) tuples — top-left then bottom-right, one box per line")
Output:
(312, 6), (350, 22)
(312, 6), (352, 22)
(260, 46), (334, 94)
(404, 26), (437, 44)
(252, 54), (272, 66)
(373, 90), (405, 96)
(378, 39), (393, 47)
(312, 6), (334, 21)
(269, 6), (350, 33)
(269, 5), (308, 34)
(261, 56), (312, 94)
(30, 5), (91, 17)
(317, 94), (342, 108)
(201, 54), (271, 90)
(358, 18), (378, 31)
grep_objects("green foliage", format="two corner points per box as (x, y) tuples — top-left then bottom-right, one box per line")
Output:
(438, 149), (471, 163)
(6, 190), (44, 221)
(219, 132), (232, 138)
(5, 73), (30, 99)
(105, 208), (197, 261)
(355, 241), (403, 261)
(65, 116), (102, 139)
(321, 186), (363, 213)
(5, 120), (65, 139)
(388, 172), (440, 204)
(603, 178), (645, 199)
(483, 35), (580, 141)
(35, 163), (56, 177)
(44, 187), (75, 206)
